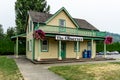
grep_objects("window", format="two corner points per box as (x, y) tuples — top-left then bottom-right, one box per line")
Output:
(74, 42), (80, 52)
(29, 40), (32, 51)
(59, 19), (65, 27)
(27, 26), (29, 33)
(27, 41), (29, 51)
(29, 20), (32, 32)
(87, 42), (91, 50)
(41, 40), (48, 52)
(59, 19), (66, 32)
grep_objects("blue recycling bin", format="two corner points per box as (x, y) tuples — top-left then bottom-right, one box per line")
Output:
(87, 50), (91, 58)
(83, 50), (87, 58)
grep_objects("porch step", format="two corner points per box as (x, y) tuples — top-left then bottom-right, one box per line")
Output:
(31, 58), (115, 64)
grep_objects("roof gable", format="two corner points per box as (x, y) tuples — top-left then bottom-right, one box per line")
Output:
(45, 7), (79, 28)
(29, 11), (52, 23)
(28, 7), (99, 31)
(74, 18), (99, 31)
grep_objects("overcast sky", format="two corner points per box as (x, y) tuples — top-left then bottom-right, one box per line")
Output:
(0, 0), (120, 34)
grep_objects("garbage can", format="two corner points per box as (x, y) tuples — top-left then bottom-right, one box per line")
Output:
(87, 50), (91, 58)
(83, 50), (87, 58)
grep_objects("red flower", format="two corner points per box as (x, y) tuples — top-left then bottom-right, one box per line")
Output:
(33, 30), (45, 40)
(104, 36), (113, 44)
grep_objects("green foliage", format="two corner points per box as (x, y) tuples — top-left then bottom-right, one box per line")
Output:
(106, 32), (120, 42)
(0, 37), (25, 55)
(15, 0), (50, 34)
(49, 63), (120, 80)
(0, 38), (14, 55)
(0, 56), (23, 80)
(0, 24), (4, 38)
(96, 41), (120, 52)
(0, 57), (18, 74)
(6, 27), (15, 38)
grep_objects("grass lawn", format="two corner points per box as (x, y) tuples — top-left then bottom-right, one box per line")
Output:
(0, 56), (23, 80)
(49, 62), (120, 80)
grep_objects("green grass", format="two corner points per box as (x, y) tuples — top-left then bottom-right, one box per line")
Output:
(0, 56), (23, 80)
(49, 62), (120, 80)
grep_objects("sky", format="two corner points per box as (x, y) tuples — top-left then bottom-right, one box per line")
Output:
(0, 0), (120, 34)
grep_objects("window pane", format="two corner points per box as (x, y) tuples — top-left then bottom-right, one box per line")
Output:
(74, 42), (77, 51)
(59, 19), (65, 27)
(29, 40), (32, 51)
(27, 41), (29, 51)
(29, 20), (32, 32)
(43, 40), (47, 45)
(87, 42), (91, 50)
(41, 40), (48, 51)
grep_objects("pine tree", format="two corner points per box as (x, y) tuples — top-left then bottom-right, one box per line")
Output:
(15, 0), (50, 34)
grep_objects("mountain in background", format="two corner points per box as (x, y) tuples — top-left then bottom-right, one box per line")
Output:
(106, 32), (120, 42)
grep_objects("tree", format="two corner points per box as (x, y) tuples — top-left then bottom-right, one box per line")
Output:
(0, 24), (4, 38)
(15, 0), (50, 34)
(6, 27), (15, 38)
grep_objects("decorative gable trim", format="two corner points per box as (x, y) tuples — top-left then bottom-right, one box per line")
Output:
(45, 7), (79, 28)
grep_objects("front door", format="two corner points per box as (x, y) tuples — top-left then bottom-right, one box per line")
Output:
(61, 42), (66, 59)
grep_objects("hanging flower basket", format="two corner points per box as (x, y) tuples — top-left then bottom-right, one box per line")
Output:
(33, 30), (45, 40)
(104, 36), (113, 44)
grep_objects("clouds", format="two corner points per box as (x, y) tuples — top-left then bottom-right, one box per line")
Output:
(47, 0), (120, 34)
(0, 0), (16, 32)
(0, 0), (120, 34)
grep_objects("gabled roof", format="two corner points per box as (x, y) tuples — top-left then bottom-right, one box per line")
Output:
(45, 7), (79, 28)
(28, 7), (99, 31)
(74, 18), (99, 30)
(29, 11), (52, 23)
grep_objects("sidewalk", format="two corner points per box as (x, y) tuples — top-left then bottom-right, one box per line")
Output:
(14, 57), (120, 80)
(15, 58), (65, 80)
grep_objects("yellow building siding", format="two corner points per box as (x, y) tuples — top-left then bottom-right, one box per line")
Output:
(80, 41), (88, 58)
(47, 11), (76, 28)
(35, 38), (96, 60)
(65, 40), (90, 59)
(33, 37), (97, 60)
(34, 40), (39, 60)
(26, 33), (96, 60)
(91, 41), (96, 58)
(66, 41), (76, 58)
(34, 38), (58, 59)
(26, 15), (34, 60)
(26, 51), (32, 60)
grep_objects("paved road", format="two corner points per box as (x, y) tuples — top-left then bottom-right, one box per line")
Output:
(106, 54), (120, 59)
(14, 56), (120, 80)
(96, 54), (120, 59)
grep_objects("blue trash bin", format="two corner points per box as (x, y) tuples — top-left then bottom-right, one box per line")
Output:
(83, 50), (87, 58)
(87, 50), (91, 58)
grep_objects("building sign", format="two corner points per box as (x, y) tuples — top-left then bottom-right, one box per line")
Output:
(56, 35), (83, 41)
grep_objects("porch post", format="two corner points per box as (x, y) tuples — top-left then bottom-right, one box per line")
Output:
(14, 43), (16, 56)
(91, 39), (94, 58)
(16, 37), (18, 58)
(37, 40), (41, 61)
(58, 40), (62, 60)
(104, 42), (106, 58)
(76, 41), (79, 59)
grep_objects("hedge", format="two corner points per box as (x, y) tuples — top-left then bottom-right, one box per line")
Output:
(0, 38), (25, 55)
(96, 41), (120, 52)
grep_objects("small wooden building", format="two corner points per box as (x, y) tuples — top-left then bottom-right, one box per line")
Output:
(14, 7), (106, 61)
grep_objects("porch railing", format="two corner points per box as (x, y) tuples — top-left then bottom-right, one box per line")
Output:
(38, 25), (106, 37)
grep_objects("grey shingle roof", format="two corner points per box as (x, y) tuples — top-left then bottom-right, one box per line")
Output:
(74, 18), (99, 31)
(29, 11), (52, 23)
(29, 11), (99, 31)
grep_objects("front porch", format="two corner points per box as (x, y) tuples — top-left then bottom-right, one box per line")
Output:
(33, 34), (107, 61)
(11, 33), (26, 58)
